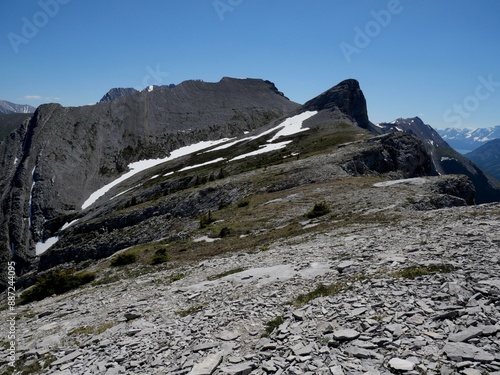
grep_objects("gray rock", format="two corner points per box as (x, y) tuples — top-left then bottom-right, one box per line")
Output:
(388, 358), (415, 371)
(189, 351), (223, 375)
(448, 327), (483, 342)
(443, 342), (495, 363)
(219, 361), (254, 375)
(51, 350), (83, 366)
(333, 329), (360, 341)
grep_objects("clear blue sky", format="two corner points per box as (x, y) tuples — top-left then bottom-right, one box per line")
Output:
(1, 0), (499, 129)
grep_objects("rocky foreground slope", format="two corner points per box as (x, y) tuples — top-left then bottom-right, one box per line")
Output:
(1, 190), (499, 374)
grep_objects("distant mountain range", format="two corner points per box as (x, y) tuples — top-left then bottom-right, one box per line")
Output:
(466, 139), (500, 181)
(375, 117), (500, 203)
(437, 126), (500, 153)
(0, 100), (36, 114)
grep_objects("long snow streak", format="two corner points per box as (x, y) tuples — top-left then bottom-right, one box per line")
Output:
(28, 167), (36, 228)
(81, 139), (232, 209)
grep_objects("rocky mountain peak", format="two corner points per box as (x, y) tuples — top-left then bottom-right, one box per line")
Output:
(302, 79), (369, 129)
(99, 87), (139, 103)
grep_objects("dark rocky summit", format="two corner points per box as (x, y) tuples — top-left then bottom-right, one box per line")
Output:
(302, 79), (370, 129)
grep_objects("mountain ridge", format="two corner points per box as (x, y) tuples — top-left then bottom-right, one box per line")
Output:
(0, 100), (36, 114)
(466, 138), (500, 181)
(437, 125), (500, 152)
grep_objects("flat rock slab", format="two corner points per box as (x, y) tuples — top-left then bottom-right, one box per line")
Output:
(443, 342), (495, 363)
(219, 361), (254, 375)
(189, 351), (223, 375)
(192, 342), (220, 352)
(448, 327), (483, 342)
(215, 331), (240, 341)
(388, 358), (415, 371)
(333, 329), (360, 341)
(52, 350), (83, 366)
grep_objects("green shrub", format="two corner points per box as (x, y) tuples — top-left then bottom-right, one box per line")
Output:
(151, 248), (168, 265)
(293, 282), (345, 307)
(263, 315), (284, 337)
(110, 253), (137, 267)
(20, 269), (95, 304)
(219, 226), (233, 238)
(207, 267), (246, 281)
(237, 199), (250, 208)
(306, 201), (331, 219)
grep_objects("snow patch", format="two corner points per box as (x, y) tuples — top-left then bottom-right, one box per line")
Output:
(193, 236), (220, 243)
(179, 157), (225, 172)
(440, 156), (457, 162)
(267, 111), (317, 142)
(373, 177), (428, 188)
(36, 236), (59, 256)
(230, 141), (292, 161)
(110, 184), (142, 200)
(61, 219), (79, 231)
(28, 167), (36, 228)
(81, 139), (232, 209)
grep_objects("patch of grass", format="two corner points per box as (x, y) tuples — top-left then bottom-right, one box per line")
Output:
(69, 321), (117, 336)
(110, 252), (137, 267)
(150, 248), (168, 265)
(293, 282), (346, 307)
(176, 304), (206, 317)
(169, 273), (185, 282)
(92, 274), (121, 286)
(263, 315), (284, 337)
(306, 201), (331, 219)
(207, 267), (246, 281)
(20, 269), (95, 305)
(391, 264), (456, 279)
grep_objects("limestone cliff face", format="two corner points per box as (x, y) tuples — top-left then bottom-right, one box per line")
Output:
(0, 78), (299, 277)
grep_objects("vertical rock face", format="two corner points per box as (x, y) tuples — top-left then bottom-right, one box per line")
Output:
(0, 78), (300, 281)
(302, 79), (370, 129)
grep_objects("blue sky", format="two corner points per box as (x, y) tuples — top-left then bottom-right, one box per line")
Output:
(1, 0), (499, 129)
